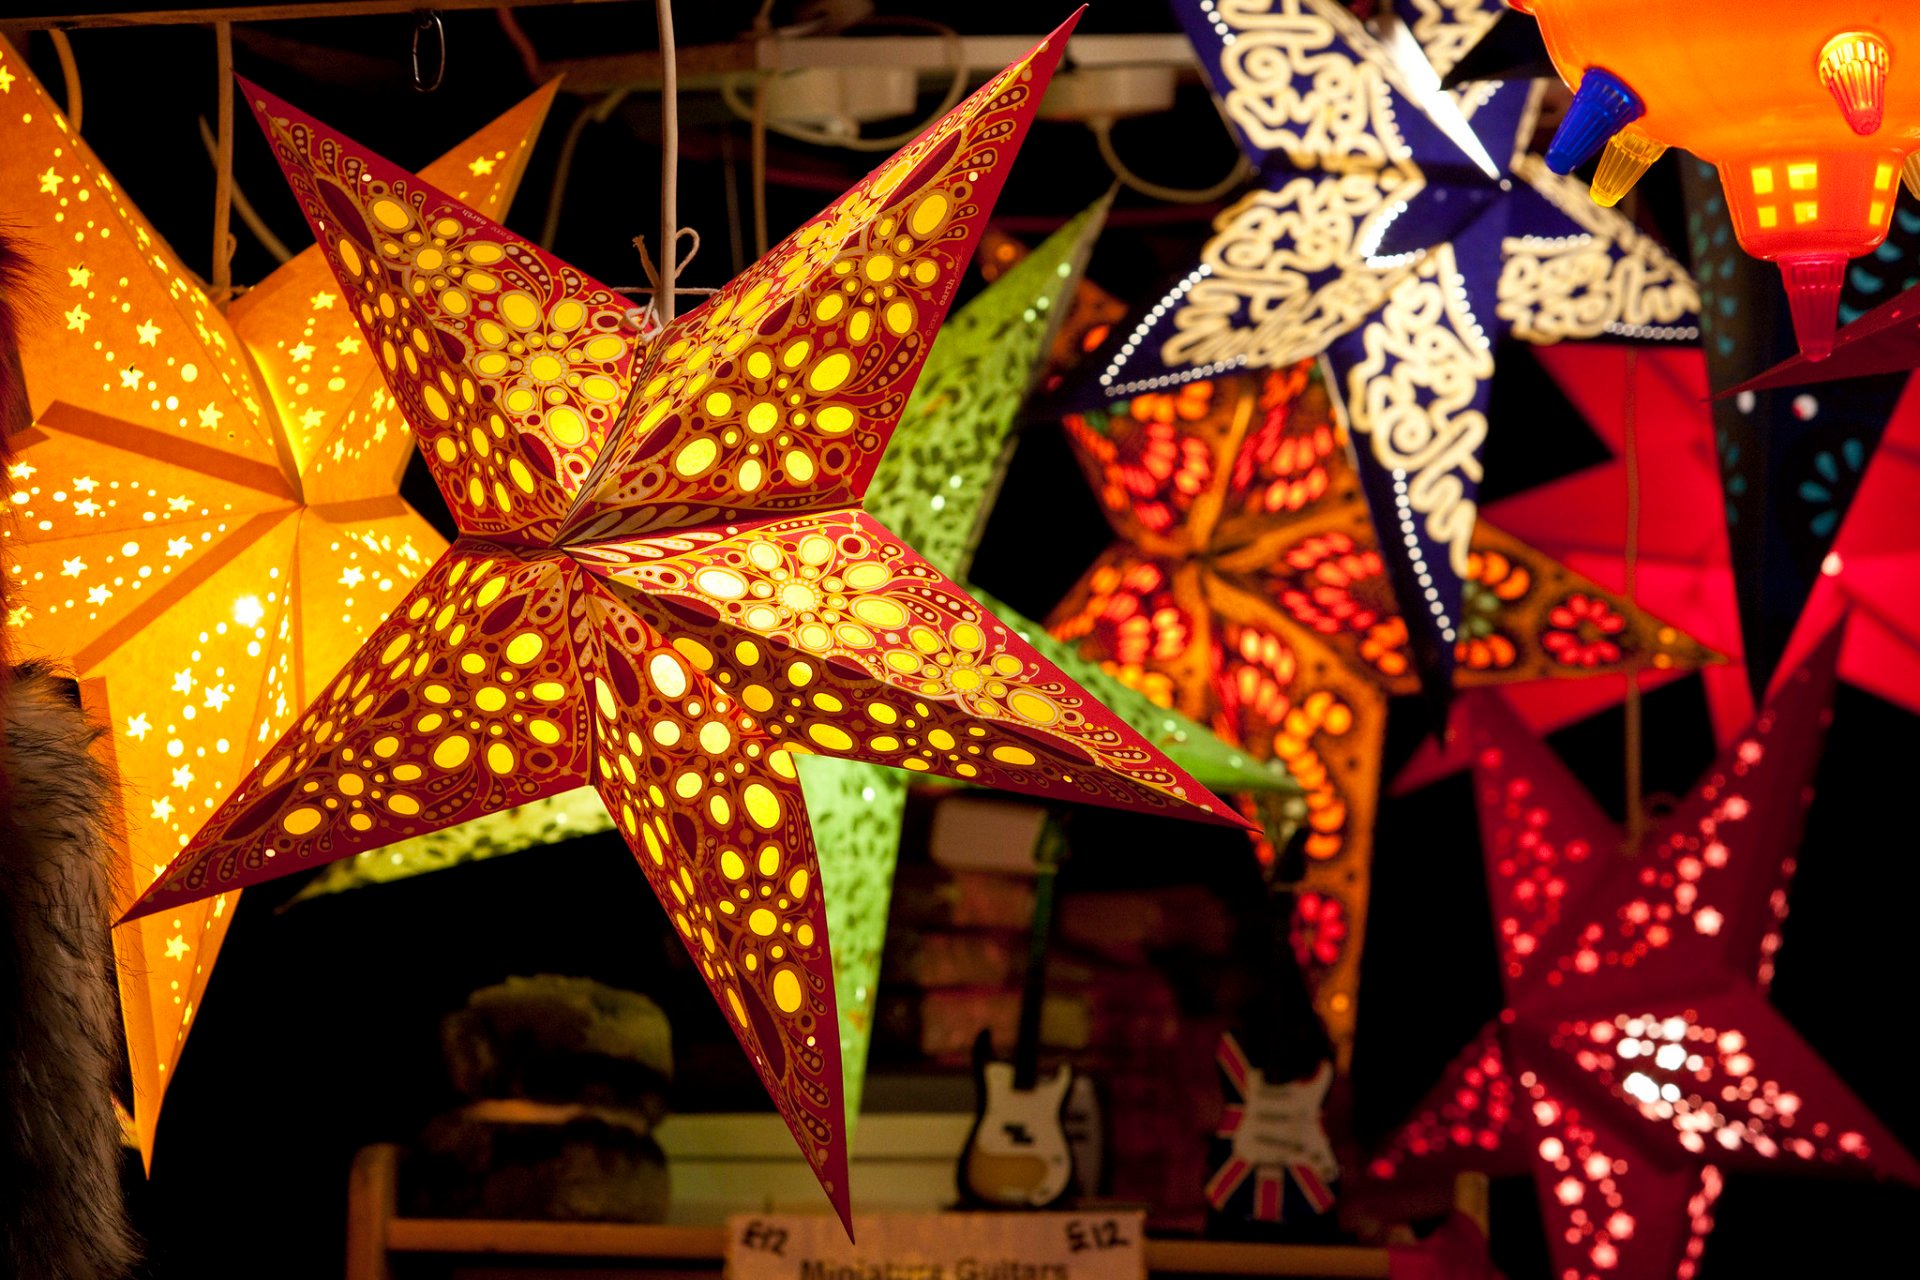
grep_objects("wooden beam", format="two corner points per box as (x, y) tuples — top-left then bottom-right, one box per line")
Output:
(3, 0), (621, 30)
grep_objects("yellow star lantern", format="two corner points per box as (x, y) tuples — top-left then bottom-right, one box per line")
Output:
(0, 34), (559, 1161)
(125, 13), (1244, 1223)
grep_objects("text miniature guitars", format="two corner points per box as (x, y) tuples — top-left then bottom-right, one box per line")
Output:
(959, 816), (1075, 1208)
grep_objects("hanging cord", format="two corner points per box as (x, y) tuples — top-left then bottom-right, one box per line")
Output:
(538, 90), (629, 249)
(1090, 107), (1255, 205)
(48, 29), (83, 133)
(1092, 115), (1253, 204)
(496, 7), (541, 81)
(197, 116), (293, 263)
(656, 0), (679, 326)
(1622, 346), (1644, 851)
(718, 17), (969, 153)
(749, 73), (770, 256)
(211, 21), (236, 310)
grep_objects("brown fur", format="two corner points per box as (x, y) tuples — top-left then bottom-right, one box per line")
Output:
(0, 665), (138, 1280)
(2, 228), (138, 1278)
(1, 220), (38, 440)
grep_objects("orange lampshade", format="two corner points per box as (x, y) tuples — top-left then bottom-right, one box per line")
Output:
(1520, 1), (1920, 358)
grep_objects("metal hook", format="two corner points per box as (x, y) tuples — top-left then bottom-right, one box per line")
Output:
(411, 10), (445, 93)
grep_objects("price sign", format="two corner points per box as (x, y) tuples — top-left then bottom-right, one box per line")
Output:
(727, 1211), (1146, 1280)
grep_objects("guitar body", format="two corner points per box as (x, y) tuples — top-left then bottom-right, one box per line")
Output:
(960, 1034), (1076, 1209)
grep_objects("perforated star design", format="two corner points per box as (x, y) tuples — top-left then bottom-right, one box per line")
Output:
(1045, 366), (1717, 1064)
(1370, 627), (1920, 1280)
(127, 16), (1244, 1224)
(1063, 0), (1699, 699)
(0, 34), (560, 1161)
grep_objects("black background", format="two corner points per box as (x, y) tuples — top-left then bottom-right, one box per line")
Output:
(4, 4), (1916, 1275)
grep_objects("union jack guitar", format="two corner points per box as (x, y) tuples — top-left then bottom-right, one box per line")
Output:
(1205, 1032), (1338, 1225)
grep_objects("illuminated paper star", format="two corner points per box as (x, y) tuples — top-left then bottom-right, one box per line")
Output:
(1046, 366), (1716, 1064)
(0, 34), (560, 1161)
(281, 197), (1295, 1133)
(130, 16), (1244, 1223)
(1370, 627), (1920, 1280)
(1063, 0), (1698, 700)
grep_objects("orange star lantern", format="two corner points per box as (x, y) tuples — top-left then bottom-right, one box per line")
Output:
(127, 14), (1245, 1224)
(1517, 0), (1920, 358)
(0, 34), (557, 1161)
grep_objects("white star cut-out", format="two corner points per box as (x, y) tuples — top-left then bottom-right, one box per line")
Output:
(60, 557), (87, 577)
(164, 935), (191, 961)
(167, 495), (193, 512)
(299, 407), (326, 432)
(203, 685), (230, 712)
(339, 566), (365, 588)
(171, 765), (195, 790)
(336, 335), (363, 356)
(151, 796), (175, 822)
(64, 303), (90, 332)
(310, 290), (336, 310)
(126, 713), (152, 741)
(73, 498), (100, 517)
(86, 584), (111, 605)
(68, 265), (92, 288)
(120, 366), (144, 389)
(468, 155), (497, 176)
(171, 669), (195, 695)
(0, 65), (17, 94)
(136, 319), (161, 345)
(7, 461), (35, 481)
(167, 537), (192, 558)
(72, 476), (98, 492)
(197, 404), (223, 429)
(38, 166), (63, 194)
(289, 341), (315, 363)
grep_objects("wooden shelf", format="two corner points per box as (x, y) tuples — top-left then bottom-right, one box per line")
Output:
(349, 1145), (1485, 1280)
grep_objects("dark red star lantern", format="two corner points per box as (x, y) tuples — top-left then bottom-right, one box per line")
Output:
(1371, 623), (1918, 1280)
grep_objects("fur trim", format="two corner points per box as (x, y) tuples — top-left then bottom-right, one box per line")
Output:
(1, 221), (40, 441)
(0, 663), (138, 1280)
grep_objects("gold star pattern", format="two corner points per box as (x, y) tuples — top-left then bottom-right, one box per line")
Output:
(0, 34), (566, 1163)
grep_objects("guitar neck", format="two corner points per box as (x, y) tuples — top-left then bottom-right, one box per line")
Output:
(1012, 820), (1066, 1091)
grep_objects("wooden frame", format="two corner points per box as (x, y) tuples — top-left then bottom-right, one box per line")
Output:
(346, 1144), (1490, 1280)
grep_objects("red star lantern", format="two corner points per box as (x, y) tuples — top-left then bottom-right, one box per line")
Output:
(1371, 624), (1919, 1280)
(1397, 343), (1752, 793)
(1777, 379), (1920, 716)
(121, 13), (1246, 1226)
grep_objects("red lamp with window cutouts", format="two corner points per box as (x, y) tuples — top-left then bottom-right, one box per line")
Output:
(1513, 0), (1920, 359)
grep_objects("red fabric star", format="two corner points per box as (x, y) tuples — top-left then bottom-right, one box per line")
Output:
(1372, 624), (1918, 1280)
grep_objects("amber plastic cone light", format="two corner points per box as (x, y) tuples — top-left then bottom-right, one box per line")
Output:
(1820, 32), (1890, 136)
(1590, 126), (1668, 207)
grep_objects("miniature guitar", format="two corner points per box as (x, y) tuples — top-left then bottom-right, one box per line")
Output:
(958, 816), (1075, 1208)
